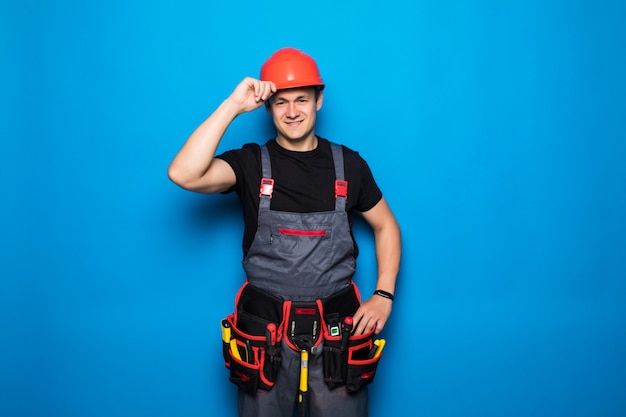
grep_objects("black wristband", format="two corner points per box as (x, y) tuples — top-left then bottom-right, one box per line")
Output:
(374, 289), (394, 301)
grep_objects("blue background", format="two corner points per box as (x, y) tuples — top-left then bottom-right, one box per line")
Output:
(2, 0), (625, 416)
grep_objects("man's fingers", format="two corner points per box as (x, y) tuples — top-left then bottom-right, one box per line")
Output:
(257, 81), (276, 102)
(353, 313), (376, 335)
(230, 78), (276, 112)
(352, 296), (392, 335)
(374, 318), (386, 334)
(248, 79), (275, 102)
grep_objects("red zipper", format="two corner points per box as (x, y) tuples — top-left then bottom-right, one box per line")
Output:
(279, 228), (327, 237)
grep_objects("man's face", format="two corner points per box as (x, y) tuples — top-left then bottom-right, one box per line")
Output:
(268, 87), (323, 146)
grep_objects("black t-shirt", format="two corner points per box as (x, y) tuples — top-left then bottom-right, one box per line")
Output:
(216, 137), (383, 257)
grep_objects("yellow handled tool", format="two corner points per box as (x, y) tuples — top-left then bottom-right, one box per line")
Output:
(298, 350), (309, 417)
(222, 319), (242, 361)
(221, 319), (231, 343)
(368, 339), (386, 359)
(373, 339), (386, 358)
(230, 339), (242, 361)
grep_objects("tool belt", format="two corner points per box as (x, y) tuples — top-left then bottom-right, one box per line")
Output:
(221, 282), (385, 395)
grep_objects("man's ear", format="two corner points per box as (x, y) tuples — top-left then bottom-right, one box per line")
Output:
(265, 101), (272, 114)
(316, 90), (324, 111)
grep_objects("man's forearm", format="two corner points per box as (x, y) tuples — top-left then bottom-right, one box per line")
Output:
(373, 220), (401, 296)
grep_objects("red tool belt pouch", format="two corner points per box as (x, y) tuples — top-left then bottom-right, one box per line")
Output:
(344, 332), (383, 392)
(321, 285), (384, 392)
(222, 283), (284, 395)
(284, 301), (322, 351)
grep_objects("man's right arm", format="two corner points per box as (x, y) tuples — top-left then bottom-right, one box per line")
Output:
(168, 77), (276, 194)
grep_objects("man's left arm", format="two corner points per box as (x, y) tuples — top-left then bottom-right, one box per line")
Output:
(353, 197), (402, 335)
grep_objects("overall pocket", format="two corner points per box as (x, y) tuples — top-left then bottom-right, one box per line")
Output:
(284, 301), (323, 352)
(345, 338), (384, 392)
(223, 314), (282, 393)
(321, 284), (363, 390)
(322, 319), (385, 392)
(221, 284), (284, 394)
(226, 338), (261, 395)
(322, 337), (348, 389)
(269, 224), (333, 275)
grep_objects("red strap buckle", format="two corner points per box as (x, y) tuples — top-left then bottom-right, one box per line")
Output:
(335, 180), (348, 199)
(259, 178), (274, 198)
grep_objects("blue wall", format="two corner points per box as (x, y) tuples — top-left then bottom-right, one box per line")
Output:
(2, 1), (625, 416)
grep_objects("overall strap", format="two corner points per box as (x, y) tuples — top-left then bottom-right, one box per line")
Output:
(258, 143), (348, 212)
(330, 143), (347, 212)
(259, 145), (273, 211)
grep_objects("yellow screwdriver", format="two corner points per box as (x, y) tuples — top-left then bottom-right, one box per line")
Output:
(221, 319), (242, 361)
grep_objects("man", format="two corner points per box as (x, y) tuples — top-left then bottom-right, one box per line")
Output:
(169, 48), (401, 417)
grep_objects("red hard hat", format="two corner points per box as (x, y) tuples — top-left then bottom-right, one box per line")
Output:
(260, 48), (325, 90)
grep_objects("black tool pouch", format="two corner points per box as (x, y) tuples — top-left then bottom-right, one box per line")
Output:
(284, 301), (323, 351)
(222, 283), (284, 395)
(345, 331), (384, 392)
(321, 285), (385, 392)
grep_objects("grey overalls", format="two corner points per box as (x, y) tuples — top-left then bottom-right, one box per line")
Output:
(237, 143), (369, 417)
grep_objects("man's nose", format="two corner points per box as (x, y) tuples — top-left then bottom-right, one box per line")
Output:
(286, 103), (298, 118)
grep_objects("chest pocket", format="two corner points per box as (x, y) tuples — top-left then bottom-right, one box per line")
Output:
(270, 223), (333, 271)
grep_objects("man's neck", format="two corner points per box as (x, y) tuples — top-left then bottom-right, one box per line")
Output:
(275, 134), (318, 152)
